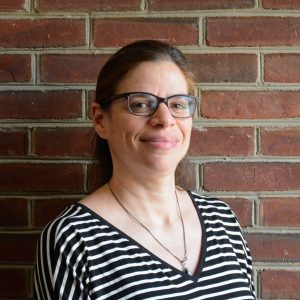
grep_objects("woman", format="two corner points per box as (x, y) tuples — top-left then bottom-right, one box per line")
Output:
(35, 40), (255, 299)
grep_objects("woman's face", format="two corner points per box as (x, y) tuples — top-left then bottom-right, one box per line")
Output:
(94, 60), (193, 177)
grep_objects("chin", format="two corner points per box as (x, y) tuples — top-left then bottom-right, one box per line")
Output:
(143, 156), (181, 174)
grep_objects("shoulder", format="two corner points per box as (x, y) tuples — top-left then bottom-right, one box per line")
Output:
(39, 204), (104, 250)
(188, 190), (242, 230)
(188, 190), (234, 215)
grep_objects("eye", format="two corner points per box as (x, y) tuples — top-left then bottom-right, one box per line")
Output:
(129, 95), (156, 113)
(169, 98), (189, 111)
(130, 101), (150, 109)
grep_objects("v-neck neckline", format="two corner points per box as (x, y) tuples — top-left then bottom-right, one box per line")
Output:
(74, 191), (207, 281)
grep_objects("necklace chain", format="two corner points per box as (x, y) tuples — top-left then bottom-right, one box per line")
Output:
(108, 183), (189, 274)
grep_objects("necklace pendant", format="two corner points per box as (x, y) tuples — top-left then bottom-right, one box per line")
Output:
(181, 255), (188, 274)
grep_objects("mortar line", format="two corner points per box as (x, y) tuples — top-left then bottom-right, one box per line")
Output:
(2, 10), (300, 18)
(86, 14), (92, 49)
(81, 90), (87, 120)
(199, 16), (205, 47)
(254, 195), (260, 226)
(5, 46), (300, 54)
(260, 52), (265, 84)
(28, 127), (33, 156)
(255, 127), (261, 156)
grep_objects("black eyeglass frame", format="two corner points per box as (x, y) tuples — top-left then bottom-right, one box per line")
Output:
(105, 91), (198, 118)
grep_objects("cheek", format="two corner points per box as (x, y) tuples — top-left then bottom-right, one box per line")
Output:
(179, 120), (193, 140)
(110, 118), (141, 143)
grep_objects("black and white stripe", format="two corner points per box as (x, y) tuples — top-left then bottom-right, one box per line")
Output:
(35, 191), (256, 299)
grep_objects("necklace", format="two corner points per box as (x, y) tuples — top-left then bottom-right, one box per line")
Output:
(108, 182), (189, 274)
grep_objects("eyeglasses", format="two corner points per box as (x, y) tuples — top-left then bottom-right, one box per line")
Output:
(106, 92), (198, 118)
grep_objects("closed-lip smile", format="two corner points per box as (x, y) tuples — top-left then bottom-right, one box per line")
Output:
(140, 136), (179, 149)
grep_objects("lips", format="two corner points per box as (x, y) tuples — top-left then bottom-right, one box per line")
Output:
(140, 136), (179, 149)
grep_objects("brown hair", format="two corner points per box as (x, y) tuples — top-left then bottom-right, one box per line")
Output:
(93, 40), (196, 189)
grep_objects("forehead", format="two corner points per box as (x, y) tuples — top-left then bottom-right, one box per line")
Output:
(115, 61), (189, 94)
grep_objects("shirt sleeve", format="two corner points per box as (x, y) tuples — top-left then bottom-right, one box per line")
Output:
(34, 217), (91, 300)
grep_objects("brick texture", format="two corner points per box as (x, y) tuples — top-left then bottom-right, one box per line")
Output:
(189, 127), (254, 156)
(37, 0), (140, 11)
(2, 2), (300, 299)
(187, 54), (257, 82)
(0, 198), (28, 226)
(0, 91), (82, 120)
(93, 18), (199, 47)
(33, 198), (78, 227)
(0, 233), (38, 264)
(261, 270), (300, 299)
(203, 162), (300, 191)
(40, 54), (110, 83)
(34, 127), (95, 157)
(260, 197), (300, 227)
(0, 269), (28, 298)
(222, 198), (253, 227)
(265, 54), (300, 83)
(201, 91), (300, 119)
(0, 163), (85, 192)
(149, 0), (255, 10)
(260, 127), (300, 156)
(0, 55), (31, 82)
(245, 233), (300, 261)
(0, 19), (86, 48)
(0, 0), (25, 11)
(262, 0), (300, 9)
(207, 17), (300, 46)
(0, 128), (28, 155)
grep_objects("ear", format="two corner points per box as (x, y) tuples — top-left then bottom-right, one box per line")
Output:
(92, 102), (110, 139)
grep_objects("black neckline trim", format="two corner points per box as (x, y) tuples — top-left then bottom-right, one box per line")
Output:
(73, 190), (207, 281)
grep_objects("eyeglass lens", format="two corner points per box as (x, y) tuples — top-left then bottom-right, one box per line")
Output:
(128, 93), (196, 117)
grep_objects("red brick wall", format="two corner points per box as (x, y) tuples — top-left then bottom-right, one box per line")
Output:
(1, 0), (300, 299)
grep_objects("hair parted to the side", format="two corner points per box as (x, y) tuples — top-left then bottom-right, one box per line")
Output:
(92, 39), (196, 190)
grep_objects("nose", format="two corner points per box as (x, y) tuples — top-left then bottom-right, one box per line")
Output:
(148, 102), (175, 128)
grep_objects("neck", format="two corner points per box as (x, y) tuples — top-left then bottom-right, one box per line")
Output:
(108, 174), (178, 225)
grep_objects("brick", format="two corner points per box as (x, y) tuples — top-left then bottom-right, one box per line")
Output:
(201, 90), (300, 119)
(0, 19), (85, 48)
(0, 198), (28, 226)
(261, 127), (300, 156)
(187, 54), (257, 83)
(222, 198), (253, 227)
(88, 90), (96, 119)
(0, 163), (84, 193)
(262, 0), (300, 9)
(261, 270), (300, 299)
(87, 163), (101, 193)
(41, 54), (110, 83)
(34, 127), (95, 157)
(0, 91), (82, 120)
(246, 233), (300, 262)
(0, 269), (28, 297)
(189, 127), (254, 156)
(149, 0), (254, 10)
(265, 54), (300, 83)
(93, 18), (198, 47)
(33, 198), (78, 227)
(207, 17), (300, 46)
(0, 0), (25, 11)
(0, 233), (38, 263)
(37, 0), (140, 11)
(203, 162), (300, 192)
(0, 128), (28, 156)
(260, 197), (300, 227)
(0, 55), (31, 83)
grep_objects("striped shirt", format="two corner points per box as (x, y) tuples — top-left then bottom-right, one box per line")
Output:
(35, 191), (255, 299)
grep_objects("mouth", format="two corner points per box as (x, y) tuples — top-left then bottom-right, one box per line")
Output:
(140, 136), (179, 149)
